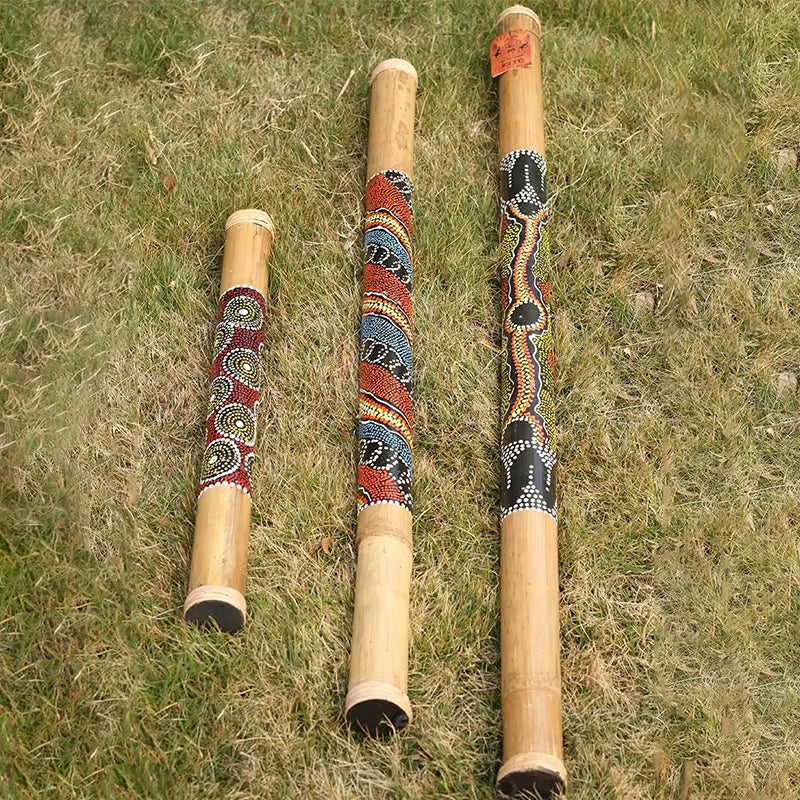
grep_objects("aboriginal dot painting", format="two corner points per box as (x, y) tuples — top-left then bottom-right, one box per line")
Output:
(499, 149), (556, 520)
(199, 285), (266, 498)
(357, 170), (414, 513)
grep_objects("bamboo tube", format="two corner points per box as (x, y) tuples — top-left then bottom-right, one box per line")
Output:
(184, 209), (274, 634)
(345, 58), (417, 736)
(494, 7), (566, 797)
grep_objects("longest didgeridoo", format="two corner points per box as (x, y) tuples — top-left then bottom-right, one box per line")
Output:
(345, 58), (417, 736)
(184, 209), (274, 633)
(493, 7), (566, 797)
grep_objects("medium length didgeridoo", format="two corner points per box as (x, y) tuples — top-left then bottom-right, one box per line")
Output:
(345, 58), (417, 736)
(494, 7), (566, 797)
(184, 209), (274, 633)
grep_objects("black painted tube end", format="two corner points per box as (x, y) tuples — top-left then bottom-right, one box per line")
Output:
(346, 699), (410, 738)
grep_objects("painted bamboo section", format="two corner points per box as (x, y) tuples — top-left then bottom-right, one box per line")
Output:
(184, 209), (274, 634)
(345, 58), (417, 737)
(495, 7), (566, 797)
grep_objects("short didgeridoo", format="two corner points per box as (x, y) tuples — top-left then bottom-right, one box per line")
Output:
(184, 209), (274, 633)
(494, 7), (566, 797)
(345, 58), (417, 736)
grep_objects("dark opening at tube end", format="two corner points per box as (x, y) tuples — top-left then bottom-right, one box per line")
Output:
(497, 753), (566, 798)
(345, 682), (412, 738)
(346, 699), (409, 738)
(183, 586), (246, 634)
(497, 768), (565, 798)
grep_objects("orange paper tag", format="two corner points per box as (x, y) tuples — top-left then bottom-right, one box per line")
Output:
(490, 30), (533, 77)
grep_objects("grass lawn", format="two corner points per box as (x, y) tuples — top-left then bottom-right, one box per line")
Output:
(2, 0), (799, 797)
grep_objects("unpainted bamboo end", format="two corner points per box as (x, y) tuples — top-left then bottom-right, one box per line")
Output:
(496, 5), (542, 34)
(370, 58), (418, 85)
(225, 208), (274, 234)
